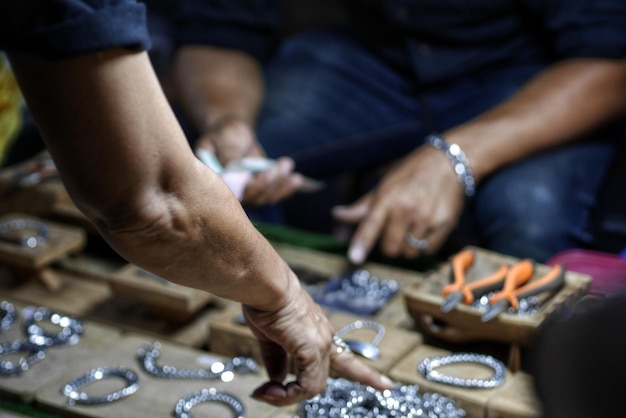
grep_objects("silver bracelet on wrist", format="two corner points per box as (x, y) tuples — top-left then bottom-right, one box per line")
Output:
(418, 352), (506, 389)
(426, 133), (476, 197)
(62, 367), (139, 405)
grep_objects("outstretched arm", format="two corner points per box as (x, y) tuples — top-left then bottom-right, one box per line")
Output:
(8, 49), (391, 404)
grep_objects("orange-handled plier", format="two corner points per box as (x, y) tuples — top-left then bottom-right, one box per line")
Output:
(440, 249), (509, 313)
(481, 262), (565, 322)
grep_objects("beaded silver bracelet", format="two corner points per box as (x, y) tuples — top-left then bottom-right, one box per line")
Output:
(418, 352), (506, 389)
(136, 341), (258, 382)
(0, 340), (46, 376)
(426, 134), (476, 197)
(0, 301), (16, 332)
(62, 367), (139, 405)
(297, 377), (466, 417)
(0, 218), (48, 248)
(172, 388), (245, 418)
(22, 307), (84, 347)
(334, 320), (385, 360)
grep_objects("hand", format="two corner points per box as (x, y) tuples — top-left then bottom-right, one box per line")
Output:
(332, 146), (466, 264)
(196, 117), (264, 165)
(244, 275), (392, 406)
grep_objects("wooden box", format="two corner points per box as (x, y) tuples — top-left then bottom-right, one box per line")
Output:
(403, 246), (591, 345)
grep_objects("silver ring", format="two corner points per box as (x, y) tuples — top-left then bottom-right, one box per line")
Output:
(405, 233), (428, 250)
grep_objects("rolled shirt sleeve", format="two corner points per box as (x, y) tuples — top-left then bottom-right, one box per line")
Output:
(0, 0), (151, 60)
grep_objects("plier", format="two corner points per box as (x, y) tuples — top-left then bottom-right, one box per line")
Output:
(440, 249), (509, 313)
(481, 261), (565, 322)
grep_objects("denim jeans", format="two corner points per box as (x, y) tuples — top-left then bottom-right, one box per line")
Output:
(255, 28), (620, 262)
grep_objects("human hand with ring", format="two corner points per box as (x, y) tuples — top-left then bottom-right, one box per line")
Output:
(332, 145), (466, 264)
(244, 272), (392, 406)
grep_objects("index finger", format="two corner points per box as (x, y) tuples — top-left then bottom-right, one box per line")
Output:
(331, 349), (393, 390)
(348, 199), (389, 264)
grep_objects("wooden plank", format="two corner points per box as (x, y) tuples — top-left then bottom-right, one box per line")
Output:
(486, 372), (541, 418)
(34, 333), (279, 418)
(108, 264), (213, 322)
(0, 213), (86, 270)
(388, 344), (514, 418)
(0, 269), (223, 348)
(0, 299), (123, 403)
(403, 246), (591, 345)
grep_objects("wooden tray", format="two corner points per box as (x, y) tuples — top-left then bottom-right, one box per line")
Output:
(403, 246), (591, 345)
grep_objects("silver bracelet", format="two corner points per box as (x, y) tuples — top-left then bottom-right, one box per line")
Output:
(0, 218), (49, 248)
(0, 340), (46, 376)
(426, 134), (476, 196)
(136, 342), (258, 382)
(22, 307), (84, 347)
(0, 301), (16, 332)
(418, 353), (506, 389)
(173, 388), (245, 418)
(62, 367), (139, 405)
(299, 377), (466, 418)
(334, 320), (386, 360)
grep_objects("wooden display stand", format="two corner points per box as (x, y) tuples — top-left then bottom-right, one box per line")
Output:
(0, 213), (86, 291)
(403, 246), (591, 348)
(108, 264), (214, 322)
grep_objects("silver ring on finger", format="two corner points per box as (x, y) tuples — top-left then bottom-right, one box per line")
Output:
(405, 233), (428, 250)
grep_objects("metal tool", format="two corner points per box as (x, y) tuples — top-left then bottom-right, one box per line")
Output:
(481, 261), (564, 322)
(440, 249), (509, 313)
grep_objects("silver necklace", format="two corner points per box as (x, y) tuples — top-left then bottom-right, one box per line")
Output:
(22, 306), (84, 347)
(0, 340), (46, 376)
(0, 301), (16, 332)
(0, 218), (48, 248)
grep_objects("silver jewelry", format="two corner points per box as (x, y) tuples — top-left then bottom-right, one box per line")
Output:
(334, 320), (385, 360)
(297, 377), (466, 417)
(0, 340), (46, 376)
(173, 388), (245, 418)
(0, 301), (16, 332)
(136, 342), (258, 382)
(314, 269), (399, 316)
(0, 218), (49, 248)
(405, 233), (428, 250)
(22, 307), (84, 347)
(418, 353), (506, 389)
(62, 367), (139, 405)
(426, 133), (476, 197)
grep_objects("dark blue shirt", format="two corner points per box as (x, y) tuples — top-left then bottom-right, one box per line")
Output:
(176, 0), (626, 84)
(0, 0), (151, 59)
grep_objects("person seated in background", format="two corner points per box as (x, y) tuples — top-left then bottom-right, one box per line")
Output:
(172, 0), (626, 265)
(0, 0), (392, 406)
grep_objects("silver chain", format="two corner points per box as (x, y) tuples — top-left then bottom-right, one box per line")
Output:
(62, 367), (139, 405)
(22, 306), (84, 347)
(136, 342), (259, 381)
(418, 353), (506, 389)
(0, 219), (48, 248)
(297, 377), (466, 417)
(0, 301), (16, 332)
(333, 320), (386, 360)
(173, 388), (245, 418)
(0, 340), (46, 376)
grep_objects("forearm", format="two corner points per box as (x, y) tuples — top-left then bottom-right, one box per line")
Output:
(173, 46), (264, 133)
(8, 50), (291, 310)
(444, 58), (626, 181)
